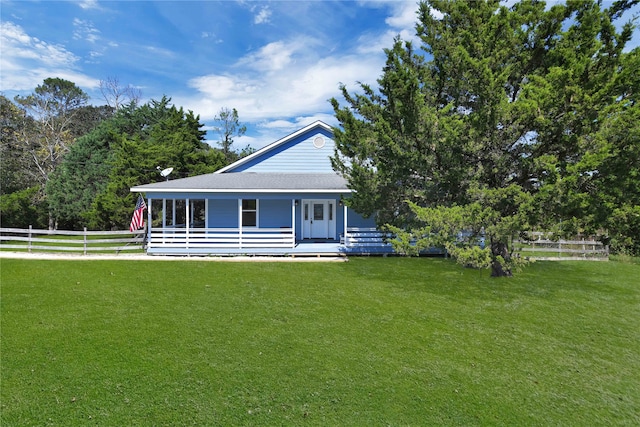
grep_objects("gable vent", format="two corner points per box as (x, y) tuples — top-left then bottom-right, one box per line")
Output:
(313, 136), (325, 148)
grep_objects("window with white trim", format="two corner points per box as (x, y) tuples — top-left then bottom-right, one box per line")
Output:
(242, 199), (258, 227)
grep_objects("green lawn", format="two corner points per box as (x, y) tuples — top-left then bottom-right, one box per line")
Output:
(1, 258), (639, 426)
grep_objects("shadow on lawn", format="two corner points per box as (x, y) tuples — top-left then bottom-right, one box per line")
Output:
(345, 257), (631, 303)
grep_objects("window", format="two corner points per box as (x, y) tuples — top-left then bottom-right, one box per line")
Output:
(165, 199), (174, 226)
(314, 203), (324, 221)
(175, 199), (186, 227)
(191, 199), (206, 228)
(242, 199), (257, 227)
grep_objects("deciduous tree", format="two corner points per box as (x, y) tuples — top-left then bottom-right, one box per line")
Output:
(13, 78), (89, 184)
(99, 76), (142, 111)
(213, 107), (247, 162)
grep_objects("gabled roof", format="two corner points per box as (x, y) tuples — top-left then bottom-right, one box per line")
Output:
(215, 120), (333, 174)
(130, 173), (350, 194)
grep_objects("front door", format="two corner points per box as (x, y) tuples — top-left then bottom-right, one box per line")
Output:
(311, 202), (327, 238)
(302, 200), (335, 239)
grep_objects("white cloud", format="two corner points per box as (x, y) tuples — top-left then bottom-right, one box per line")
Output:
(201, 31), (223, 43)
(385, 1), (419, 30)
(73, 18), (101, 43)
(0, 21), (99, 91)
(254, 6), (272, 24)
(237, 39), (312, 73)
(354, 1), (420, 55)
(177, 1), (429, 147)
(77, 0), (100, 10)
(180, 34), (383, 149)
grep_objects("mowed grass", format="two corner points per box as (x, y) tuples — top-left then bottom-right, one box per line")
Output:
(1, 258), (639, 426)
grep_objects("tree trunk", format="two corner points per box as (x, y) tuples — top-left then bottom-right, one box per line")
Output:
(490, 239), (512, 277)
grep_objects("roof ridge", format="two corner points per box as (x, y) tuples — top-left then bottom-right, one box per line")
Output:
(215, 121), (332, 174)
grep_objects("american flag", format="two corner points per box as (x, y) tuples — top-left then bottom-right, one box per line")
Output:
(129, 195), (147, 232)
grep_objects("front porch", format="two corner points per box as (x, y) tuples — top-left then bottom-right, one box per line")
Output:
(144, 227), (394, 256)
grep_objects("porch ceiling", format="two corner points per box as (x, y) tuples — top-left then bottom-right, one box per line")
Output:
(131, 172), (351, 194)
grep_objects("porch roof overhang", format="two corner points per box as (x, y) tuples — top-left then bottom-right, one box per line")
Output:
(130, 172), (352, 195)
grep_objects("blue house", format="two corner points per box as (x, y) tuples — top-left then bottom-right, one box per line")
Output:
(130, 121), (391, 256)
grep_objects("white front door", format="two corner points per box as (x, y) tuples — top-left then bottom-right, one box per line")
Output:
(311, 201), (327, 238)
(302, 200), (336, 239)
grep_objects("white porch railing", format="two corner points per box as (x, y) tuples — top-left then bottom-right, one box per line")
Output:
(148, 227), (295, 249)
(342, 227), (391, 248)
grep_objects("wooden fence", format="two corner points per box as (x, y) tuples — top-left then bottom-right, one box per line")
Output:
(0, 226), (145, 255)
(514, 232), (608, 260)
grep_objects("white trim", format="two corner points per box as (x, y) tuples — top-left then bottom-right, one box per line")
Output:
(130, 187), (352, 194)
(162, 199), (166, 228)
(302, 199), (336, 239)
(215, 121), (333, 174)
(205, 199), (209, 228)
(147, 198), (152, 241)
(185, 198), (190, 245)
(240, 198), (259, 228)
(343, 203), (348, 239)
(291, 199), (296, 241)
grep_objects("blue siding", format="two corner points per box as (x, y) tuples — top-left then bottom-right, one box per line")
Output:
(208, 199), (237, 227)
(150, 196), (373, 232)
(231, 129), (335, 173)
(259, 199), (292, 228)
(346, 207), (376, 228)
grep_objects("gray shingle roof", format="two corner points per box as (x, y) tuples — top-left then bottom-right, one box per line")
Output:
(131, 172), (350, 193)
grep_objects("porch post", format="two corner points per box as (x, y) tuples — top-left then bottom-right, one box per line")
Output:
(161, 198), (166, 244)
(185, 198), (190, 249)
(147, 198), (152, 245)
(343, 202), (348, 245)
(291, 199), (296, 247)
(162, 199), (166, 228)
(205, 199), (209, 228)
(238, 199), (243, 248)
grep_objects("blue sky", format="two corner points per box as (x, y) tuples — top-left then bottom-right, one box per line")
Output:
(1, 1), (638, 149)
(1, 0), (421, 148)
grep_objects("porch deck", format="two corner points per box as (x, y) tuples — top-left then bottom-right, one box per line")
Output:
(146, 240), (395, 257)
(144, 227), (396, 257)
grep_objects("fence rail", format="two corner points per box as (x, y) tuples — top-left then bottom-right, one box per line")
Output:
(0, 226), (145, 254)
(514, 232), (608, 260)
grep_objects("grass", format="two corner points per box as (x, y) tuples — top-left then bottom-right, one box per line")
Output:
(1, 257), (639, 426)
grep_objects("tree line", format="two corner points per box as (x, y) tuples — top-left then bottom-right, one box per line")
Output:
(2, 0), (637, 272)
(332, 0), (639, 273)
(1, 78), (250, 231)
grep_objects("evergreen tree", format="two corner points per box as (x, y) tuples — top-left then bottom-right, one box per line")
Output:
(332, 0), (637, 274)
(78, 97), (226, 230)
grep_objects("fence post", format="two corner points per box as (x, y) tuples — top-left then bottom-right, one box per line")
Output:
(84, 227), (88, 255)
(28, 225), (32, 253)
